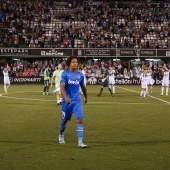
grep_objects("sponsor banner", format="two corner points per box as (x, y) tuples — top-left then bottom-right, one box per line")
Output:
(116, 49), (137, 57)
(140, 50), (156, 56)
(86, 77), (168, 85)
(31, 49), (72, 56)
(157, 50), (170, 57)
(0, 48), (30, 56)
(0, 76), (168, 85)
(85, 49), (115, 56)
(0, 76), (43, 84)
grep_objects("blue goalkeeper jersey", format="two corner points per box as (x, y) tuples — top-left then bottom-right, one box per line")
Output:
(60, 69), (84, 102)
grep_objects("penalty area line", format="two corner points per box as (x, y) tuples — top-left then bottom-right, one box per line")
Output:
(117, 86), (170, 105)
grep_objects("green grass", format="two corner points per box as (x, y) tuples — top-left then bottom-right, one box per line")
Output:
(0, 84), (170, 170)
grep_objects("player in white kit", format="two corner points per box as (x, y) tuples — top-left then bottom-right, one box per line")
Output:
(80, 66), (87, 94)
(109, 66), (115, 93)
(146, 67), (154, 94)
(140, 68), (148, 98)
(161, 64), (170, 96)
(3, 64), (10, 93)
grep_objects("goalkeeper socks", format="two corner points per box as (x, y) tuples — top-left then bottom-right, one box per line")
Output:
(108, 88), (113, 94)
(76, 124), (84, 143)
(59, 121), (66, 135)
(100, 88), (103, 95)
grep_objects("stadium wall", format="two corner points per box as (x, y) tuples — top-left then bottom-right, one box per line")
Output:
(0, 48), (170, 58)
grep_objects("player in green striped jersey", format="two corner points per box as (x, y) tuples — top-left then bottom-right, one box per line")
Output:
(43, 65), (50, 95)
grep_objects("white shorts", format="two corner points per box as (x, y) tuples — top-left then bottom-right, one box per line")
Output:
(55, 84), (60, 91)
(4, 78), (10, 84)
(141, 83), (147, 89)
(147, 78), (154, 85)
(162, 80), (169, 87)
(109, 78), (115, 85)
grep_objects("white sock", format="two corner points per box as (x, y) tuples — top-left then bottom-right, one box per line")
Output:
(161, 87), (164, 94)
(140, 90), (143, 97)
(60, 98), (62, 102)
(143, 91), (146, 97)
(146, 86), (148, 93)
(4, 84), (7, 91)
(166, 87), (169, 94)
(150, 86), (152, 92)
(57, 99), (60, 103)
(112, 86), (115, 93)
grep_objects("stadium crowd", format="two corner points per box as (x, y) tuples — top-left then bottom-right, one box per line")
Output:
(0, 58), (169, 80)
(0, 0), (170, 48)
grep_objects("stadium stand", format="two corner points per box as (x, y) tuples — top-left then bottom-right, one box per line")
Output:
(0, 0), (169, 48)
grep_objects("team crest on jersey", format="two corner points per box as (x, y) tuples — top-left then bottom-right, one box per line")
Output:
(77, 75), (80, 79)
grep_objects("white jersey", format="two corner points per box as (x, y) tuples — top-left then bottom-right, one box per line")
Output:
(162, 70), (170, 86)
(147, 70), (153, 84)
(109, 69), (115, 84)
(3, 70), (9, 78)
(162, 70), (170, 81)
(3, 70), (10, 84)
(82, 70), (86, 85)
(147, 71), (152, 79)
(140, 73), (148, 84)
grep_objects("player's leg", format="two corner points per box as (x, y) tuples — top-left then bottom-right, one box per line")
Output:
(6, 79), (10, 92)
(97, 85), (104, 96)
(59, 102), (75, 143)
(108, 85), (113, 97)
(161, 80), (165, 95)
(59, 91), (62, 104)
(46, 80), (50, 95)
(143, 87), (146, 97)
(73, 102), (87, 148)
(112, 81), (115, 93)
(140, 84), (144, 97)
(165, 81), (169, 95)
(4, 83), (7, 93)
(43, 80), (47, 95)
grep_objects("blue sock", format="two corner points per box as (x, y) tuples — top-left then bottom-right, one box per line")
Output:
(59, 120), (66, 135)
(76, 124), (84, 143)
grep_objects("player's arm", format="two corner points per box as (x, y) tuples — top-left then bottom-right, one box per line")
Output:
(163, 64), (168, 71)
(80, 84), (87, 104)
(50, 75), (55, 88)
(60, 82), (71, 104)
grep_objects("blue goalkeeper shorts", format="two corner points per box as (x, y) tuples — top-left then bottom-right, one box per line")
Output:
(61, 100), (84, 121)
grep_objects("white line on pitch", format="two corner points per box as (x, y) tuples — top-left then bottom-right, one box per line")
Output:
(117, 86), (170, 105)
(0, 96), (56, 102)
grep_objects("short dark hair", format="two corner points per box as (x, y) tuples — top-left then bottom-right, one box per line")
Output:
(66, 56), (80, 67)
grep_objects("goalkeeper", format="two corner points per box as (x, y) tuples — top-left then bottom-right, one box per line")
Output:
(97, 66), (113, 97)
(43, 65), (50, 95)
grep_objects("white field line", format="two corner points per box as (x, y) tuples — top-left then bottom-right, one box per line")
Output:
(117, 86), (170, 105)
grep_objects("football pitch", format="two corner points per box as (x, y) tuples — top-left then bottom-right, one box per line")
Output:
(0, 84), (170, 170)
